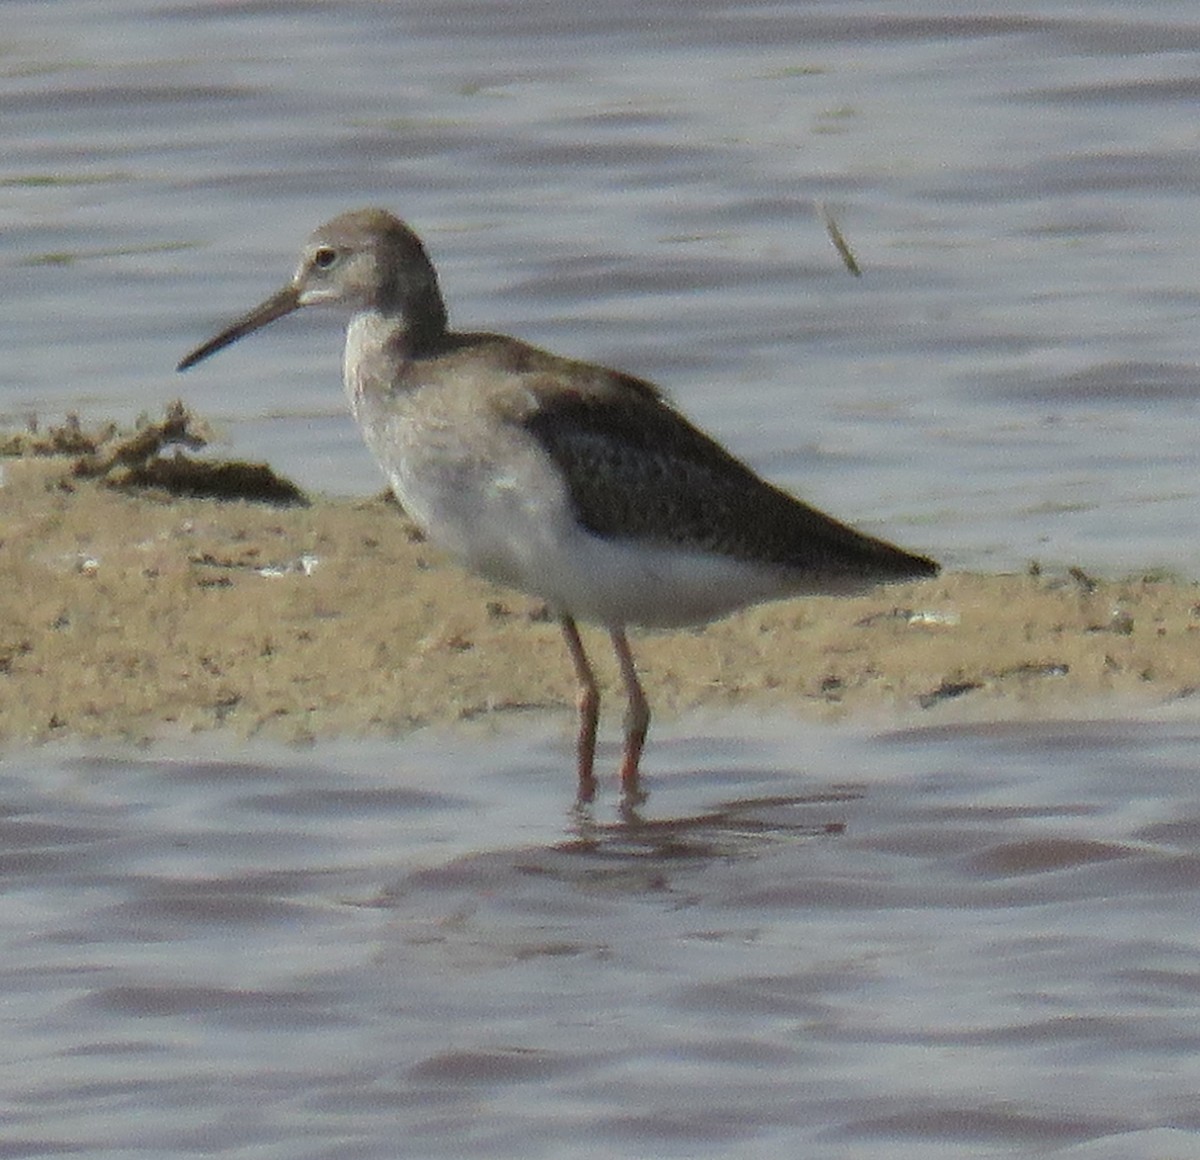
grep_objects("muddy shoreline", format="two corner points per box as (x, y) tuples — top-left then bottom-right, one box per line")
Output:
(3, 423), (1199, 749)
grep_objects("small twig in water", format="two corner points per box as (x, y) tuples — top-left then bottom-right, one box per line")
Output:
(818, 203), (862, 277)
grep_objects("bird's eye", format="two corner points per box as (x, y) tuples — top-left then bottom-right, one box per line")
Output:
(312, 246), (338, 270)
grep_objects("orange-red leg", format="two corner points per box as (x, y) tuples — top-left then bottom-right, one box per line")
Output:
(560, 617), (599, 800)
(610, 628), (649, 799)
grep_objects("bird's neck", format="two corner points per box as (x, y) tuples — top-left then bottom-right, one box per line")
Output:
(347, 307), (404, 356)
(343, 307), (450, 414)
(346, 303), (447, 364)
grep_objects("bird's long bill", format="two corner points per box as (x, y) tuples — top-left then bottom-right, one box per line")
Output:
(176, 285), (302, 371)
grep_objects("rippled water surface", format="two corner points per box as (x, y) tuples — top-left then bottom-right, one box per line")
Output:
(5, 3), (1200, 1155)
(4, 713), (1200, 1158)
(6, 0), (1200, 573)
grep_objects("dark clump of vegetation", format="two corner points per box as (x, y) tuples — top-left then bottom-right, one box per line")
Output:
(2, 402), (308, 506)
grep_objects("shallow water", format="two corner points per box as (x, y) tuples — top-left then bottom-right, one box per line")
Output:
(5, 4), (1200, 1155)
(4, 711), (1200, 1158)
(5, 0), (1200, 574)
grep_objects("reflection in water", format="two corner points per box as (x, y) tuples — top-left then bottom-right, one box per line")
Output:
(2, 713), (1200, 1155)
(567, 790), (852, 860)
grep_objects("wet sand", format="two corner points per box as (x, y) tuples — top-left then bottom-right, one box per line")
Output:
(3, 440), (1199, 748)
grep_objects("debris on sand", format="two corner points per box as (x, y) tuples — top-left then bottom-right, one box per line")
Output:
(2, 402), (307, 506)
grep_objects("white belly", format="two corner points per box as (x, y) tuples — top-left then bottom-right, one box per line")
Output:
(343, 321), (804, 628)
(371, 421), (799, 629)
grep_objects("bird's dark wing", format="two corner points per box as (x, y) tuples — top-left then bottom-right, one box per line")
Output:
(523, 378), (938, 583)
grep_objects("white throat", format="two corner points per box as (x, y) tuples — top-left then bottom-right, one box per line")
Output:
(343, 309), (405, 415)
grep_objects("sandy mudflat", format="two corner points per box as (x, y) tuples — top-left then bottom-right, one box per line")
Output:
(3, 442), (1199, 749)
